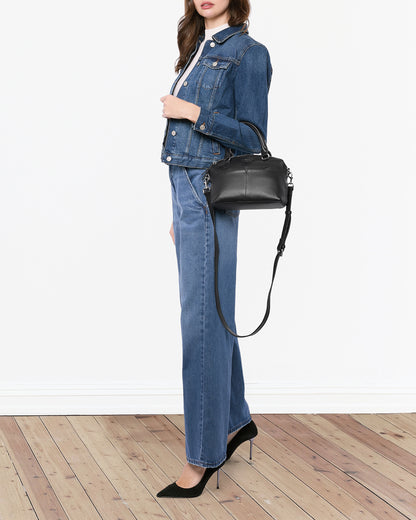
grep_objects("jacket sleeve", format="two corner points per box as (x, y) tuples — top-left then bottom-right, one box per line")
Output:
(191, 43), (273, 153)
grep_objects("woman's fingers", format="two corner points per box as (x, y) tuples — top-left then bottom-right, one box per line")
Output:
(161, 94), (171, 118)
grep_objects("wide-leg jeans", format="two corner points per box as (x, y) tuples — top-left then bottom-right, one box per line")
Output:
(169, 164), (252, 468)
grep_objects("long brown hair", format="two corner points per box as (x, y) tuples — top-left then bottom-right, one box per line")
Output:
(175, 0), (251, 73)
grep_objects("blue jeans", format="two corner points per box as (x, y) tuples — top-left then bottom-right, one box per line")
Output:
(169, 164), (252, 468)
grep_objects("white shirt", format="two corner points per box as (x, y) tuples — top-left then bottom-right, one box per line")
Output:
(173, 22), (230, 97)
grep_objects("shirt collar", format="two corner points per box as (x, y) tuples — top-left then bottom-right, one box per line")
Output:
(204, 22), (230, 38)
(198, 23), (248, 45)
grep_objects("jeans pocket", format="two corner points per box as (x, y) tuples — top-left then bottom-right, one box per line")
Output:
(183, 167), (208, 209)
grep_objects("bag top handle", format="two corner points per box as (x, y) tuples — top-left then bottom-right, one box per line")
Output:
(225, 120), (272, 160)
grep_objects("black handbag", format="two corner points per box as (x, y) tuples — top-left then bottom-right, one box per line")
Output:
(203, 120), (294, 338)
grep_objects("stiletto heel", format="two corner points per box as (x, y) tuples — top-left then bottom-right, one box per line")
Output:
(226, 419), (258, 462)
(216, 468), (220, 488)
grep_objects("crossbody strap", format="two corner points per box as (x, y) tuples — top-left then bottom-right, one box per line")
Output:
(205, 183), (294, 338)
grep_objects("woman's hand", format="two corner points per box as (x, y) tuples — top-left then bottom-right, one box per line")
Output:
(160, 94), (201, 123)
(169, 222), (175, 244)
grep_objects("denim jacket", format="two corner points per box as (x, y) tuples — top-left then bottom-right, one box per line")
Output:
(161, 23), (273, 169)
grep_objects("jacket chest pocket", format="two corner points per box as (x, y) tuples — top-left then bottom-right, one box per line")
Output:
(199, 58), (231, 90)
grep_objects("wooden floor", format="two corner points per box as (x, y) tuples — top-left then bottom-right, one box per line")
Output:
(0, 413), (415, 520)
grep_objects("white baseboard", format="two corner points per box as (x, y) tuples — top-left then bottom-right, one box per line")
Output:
(0, 382), (415, 415)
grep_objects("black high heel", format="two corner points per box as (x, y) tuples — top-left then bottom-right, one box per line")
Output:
(156, 461), (224, 498)
(156, 420), (258, 498)
(226, 419), (258, 461)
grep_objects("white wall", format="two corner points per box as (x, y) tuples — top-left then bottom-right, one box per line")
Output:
(1, 1), (415, 414)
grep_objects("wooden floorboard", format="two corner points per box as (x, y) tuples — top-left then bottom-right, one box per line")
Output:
(0, 413), (415, 520)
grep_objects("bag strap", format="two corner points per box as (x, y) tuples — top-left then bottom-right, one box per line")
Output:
(204, 181), (294, 338)
(224, 120), (271, 160)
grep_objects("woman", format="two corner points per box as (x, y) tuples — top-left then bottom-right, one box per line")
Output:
(158, 0), (272, 498)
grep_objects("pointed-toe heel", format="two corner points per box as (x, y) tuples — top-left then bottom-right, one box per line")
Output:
(226, 419), (258, 462)
(156, 464), (223, 498)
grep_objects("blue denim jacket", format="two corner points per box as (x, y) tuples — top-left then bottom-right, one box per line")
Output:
(161, 23), (273, 169)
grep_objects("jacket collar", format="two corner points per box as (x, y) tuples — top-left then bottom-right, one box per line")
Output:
(197, 23), (248, 45)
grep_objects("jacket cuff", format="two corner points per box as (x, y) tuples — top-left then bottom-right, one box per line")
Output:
(192, 107), (214, 135)
(192, 109), (261, 153)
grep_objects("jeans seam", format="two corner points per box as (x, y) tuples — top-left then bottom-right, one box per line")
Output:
(199, 208), (208, 462)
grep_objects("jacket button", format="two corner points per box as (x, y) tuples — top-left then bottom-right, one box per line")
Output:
(210, 42), (215, 47)
(171, 130), (176, 136)
(212, 61), (218, 66)
(199, 123), (206, 130)
(183, 80), (188, 86)
(166, 156), (172, 161)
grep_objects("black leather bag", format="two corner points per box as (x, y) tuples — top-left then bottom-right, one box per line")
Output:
(203, 120), (294, 338)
